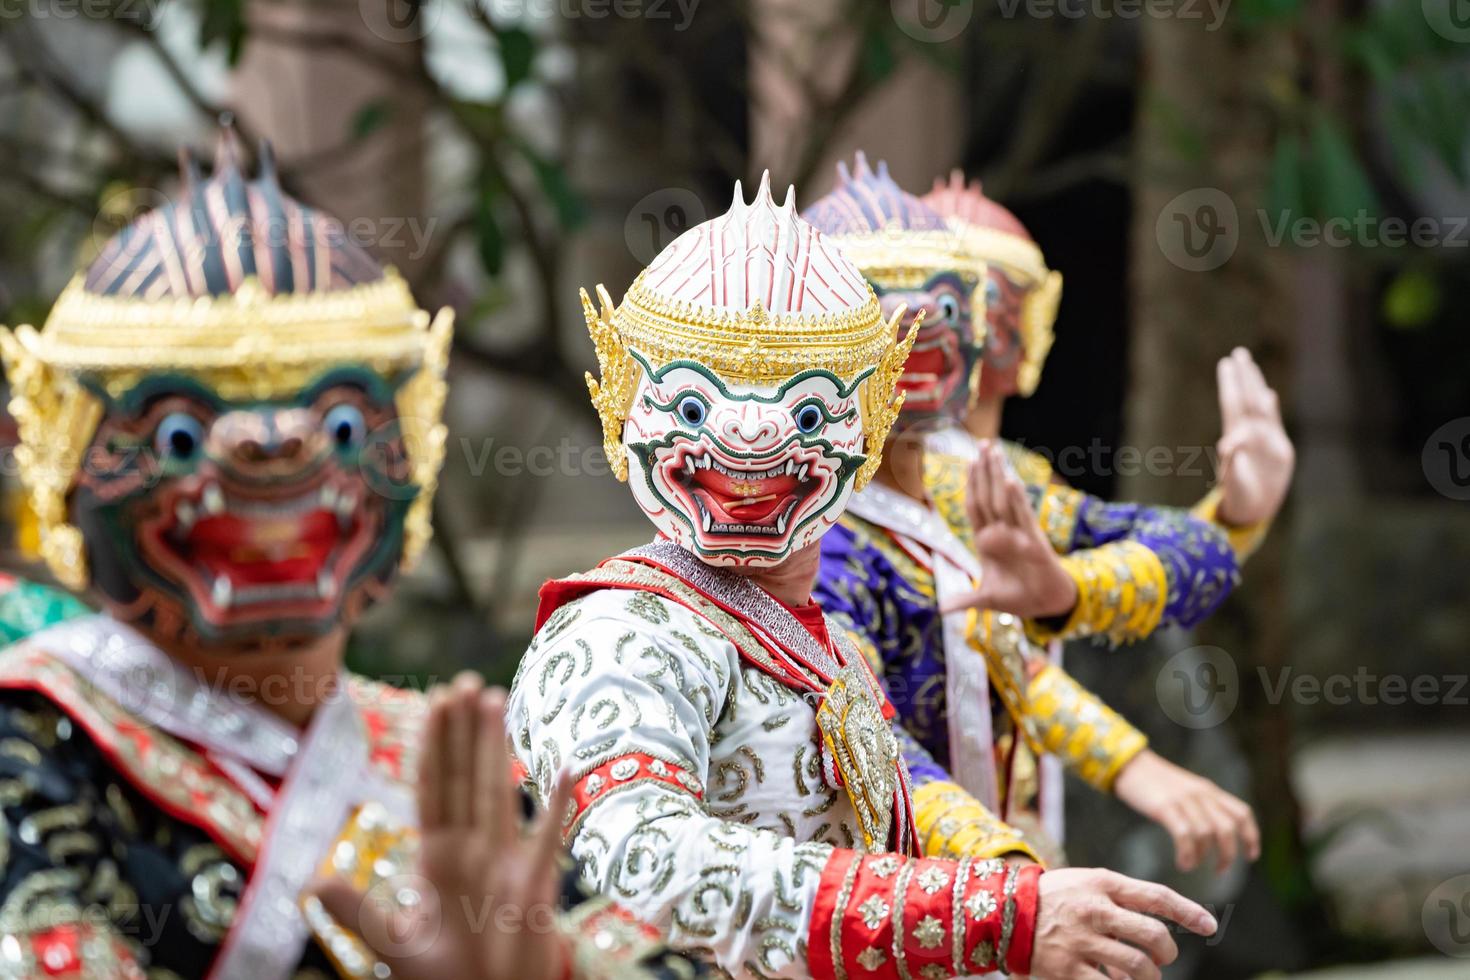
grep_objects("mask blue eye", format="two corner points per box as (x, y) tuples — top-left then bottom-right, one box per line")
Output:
(676, 395), (707, 428)
(154, 412), (204, 462)
(794, 404), (825, 434)
(324, 404), (367, 451)
(984, 279), (1001, 305)
(935, 294), (961, 323)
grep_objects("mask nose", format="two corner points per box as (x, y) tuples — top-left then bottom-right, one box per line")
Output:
(207, 408), (328, 477)
(710, 402), (783, 452)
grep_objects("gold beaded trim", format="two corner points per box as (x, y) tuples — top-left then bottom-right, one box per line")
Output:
(581, 278), (916, 491)
(824, 229), (983, 289)
(617, 269), (891, 383)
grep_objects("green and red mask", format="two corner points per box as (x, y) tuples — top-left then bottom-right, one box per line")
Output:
(0, 135), (451, 654)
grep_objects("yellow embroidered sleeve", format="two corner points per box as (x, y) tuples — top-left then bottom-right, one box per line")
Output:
(1025, 663), (1148, 792)
(912, 779), (1044, 865)
(1034, 482), (1084, 552)
(1192, 485), (1270, 562)
(1001, 441), (1056, 488)
(1025, 540), (1168, 646)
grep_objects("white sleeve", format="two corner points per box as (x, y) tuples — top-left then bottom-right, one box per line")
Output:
(509, 590), (835, 979)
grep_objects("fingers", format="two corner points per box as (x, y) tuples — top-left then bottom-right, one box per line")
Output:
(475, 688), (514, 847)
(1100, 871), (1217, 937)
(1154, 801), (1200, 873)
(1091, 903), (1179, 968)
(310, 875), (373, 932)
(1200, 786), (1260, 870)
(938, 587), (986, 614)
(1216, 352), (1244, 431)
(968, 452), (996, 528)
(1203, 797), (1240, 873)
(530, 770), (574, 902)
(309, 876), (403, 966)
(985, 444), (1010, 526)
(1087, 936), (1163, 980)
(418, 688), (451, 830)
(1001, 466), (1035, 530)
(1234, 348), (1281, 421)
(445, 672), (484, 827)
(1236, 796), (1263, 862)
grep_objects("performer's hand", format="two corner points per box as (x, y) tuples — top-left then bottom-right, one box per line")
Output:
(1031, 868), (1217, 980)
(310, 680), (574, 980)
(1112, 749), (1260, 874)
(939, 441), (1078, 619)
(1215, 347), (1294, 527)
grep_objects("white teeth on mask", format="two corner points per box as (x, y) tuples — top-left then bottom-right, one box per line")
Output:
(702, 507), (713, 533)
(335, 492), (356, 529)
(776, 512), (788, 535)
(317, 569), (338, 600)
(175, 501), (196, 532)
(211, 575), (233, 609)
(320, 485), (339, 510)
(202, 483), (225, 516)
(797, 464), (809, 481)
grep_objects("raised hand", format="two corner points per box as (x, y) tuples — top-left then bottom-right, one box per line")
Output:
(310, 678), (574, 980)
(1031, 868), (1218, 980)
(1215, 347), (1295, 527)
(939, 441), (1078, 619)
(1112, 749), (1261, 874)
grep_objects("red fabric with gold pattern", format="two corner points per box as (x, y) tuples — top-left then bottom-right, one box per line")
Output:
(22, 922), (146, 979)
(809, 850), (1041, 978)
(0, 646), (264, 864)
(565, 752), (702, 839)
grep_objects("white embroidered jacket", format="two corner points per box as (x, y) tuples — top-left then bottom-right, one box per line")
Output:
(510, 587), (849, 977)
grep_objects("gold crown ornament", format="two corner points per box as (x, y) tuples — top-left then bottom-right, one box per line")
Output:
(583, 174), (915, 488)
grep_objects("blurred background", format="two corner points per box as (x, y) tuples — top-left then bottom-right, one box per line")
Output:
(0, 0), (1468, 975)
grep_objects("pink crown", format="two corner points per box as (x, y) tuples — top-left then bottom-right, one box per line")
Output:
(639, 171), (871, 318)
(922, 170), (1033, 242)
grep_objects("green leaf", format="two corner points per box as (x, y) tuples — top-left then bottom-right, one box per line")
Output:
(1305, 109), (1380, 222)
(351, 100), (394, 140)
(475, 195), (503, 277)
(1382, 268), (1441, 329)
(198, 0), (247, 65)
(516, 143), (586, 232)
(1266, 132), (1305, 227)
(497, 27), (536, 90)
(860, 28), (896, 85)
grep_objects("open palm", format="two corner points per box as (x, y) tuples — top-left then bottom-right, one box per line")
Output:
(312, 678), (573, 980)
(940, 441), (1077, 620)
(1215, 348), (1295, 527)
